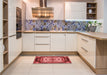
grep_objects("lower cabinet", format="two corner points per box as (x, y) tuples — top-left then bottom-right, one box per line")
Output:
(51, 33), (66, 51)
(8, 36), (17, 64)
(0, 40), (3, 73)
(66, 34), (77, 51)
(35, 33), (51, 51)
(78, 35), (96, 68)
(16, 38), (22, 54)
(22, 33), (77, 52)
(22, 33), (35, 51)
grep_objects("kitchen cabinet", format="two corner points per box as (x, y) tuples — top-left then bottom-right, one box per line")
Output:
(35, 33), (50, 51)
(0, 40), (3, 73)
(8, 0), (16, 36)
(0, 0), (3, 39)
(8, 36), (17, 63)
(16, 38), (22, 54)
(22, 33), (35, 51)
(66, 34), (77, 51)
(65, 2), (86, 19)
(78, 34), (96, 68)
(51, 33), (66, 51)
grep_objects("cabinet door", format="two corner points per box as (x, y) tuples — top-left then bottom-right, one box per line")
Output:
(51, 33), (66, 51)
(66, 34), (77, 51)
(8, 0), (16, 36)
(16, 38), (22, 54)
(8, 36), (17, 64)
(65, 2), (86, 19)
(22, 33), (35, 51)
(0, 40), (3, 72)
(0, 0), (3, 38)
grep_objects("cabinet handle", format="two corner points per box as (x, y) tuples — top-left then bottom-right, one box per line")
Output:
(36, 43), (49, 45)
(9, 34), (16, 37)
(35, 36), (49, 38)
(81, 38), (88, 42)
(81, 47), (88, 52)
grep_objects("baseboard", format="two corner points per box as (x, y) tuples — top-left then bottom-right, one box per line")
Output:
(78, 53), (96, 73)
(96, 68), (107, 74)
(0, 52), (22, 75)
(21, 51), (78, 56)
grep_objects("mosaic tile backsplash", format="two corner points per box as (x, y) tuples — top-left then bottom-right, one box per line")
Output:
(25, 20), (90, 31)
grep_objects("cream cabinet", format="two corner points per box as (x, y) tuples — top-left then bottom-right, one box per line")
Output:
(51, 33), (66, 51)
(65, 2), (86, 19)
(16, 38), (22, 54)
(22, 33), (35, 51)
(35, 33), (51, 51)
(8, 0), (16, 36)
(0, 40), (3, 73)
(78, 35), (96, 68)
(0, 0), (3, 38)
(66, 34), (77, 51)
(8, 36), (17, 64)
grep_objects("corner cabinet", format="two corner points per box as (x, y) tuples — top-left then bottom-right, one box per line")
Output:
(66, 33), (77, 51)
(78, 34), (96, 68)
(51, 33), (66, 51)
(22, 33), (35, 51)
(65, 2), (86, 19)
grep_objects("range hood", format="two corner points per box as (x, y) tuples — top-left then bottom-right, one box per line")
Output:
(32, 0), (54, 19)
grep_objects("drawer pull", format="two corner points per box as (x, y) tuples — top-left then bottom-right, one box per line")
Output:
(35, 36), (49, 38)
(81, 38), (88, 42)
(36, 43), (49, 45)
(81, 47), (88, 52)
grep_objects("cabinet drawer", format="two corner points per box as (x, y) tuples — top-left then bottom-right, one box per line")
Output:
(35, 33), (50, 37)
(78, 34), (96, 68)
(35, 45), (50, 51)
(35, 37), (50, 44)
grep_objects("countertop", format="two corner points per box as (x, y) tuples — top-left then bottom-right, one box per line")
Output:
(22, 31), (107, 40)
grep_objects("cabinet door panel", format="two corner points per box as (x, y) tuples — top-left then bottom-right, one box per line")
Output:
(23, 33), (35, 51)
(0, 0), (3, 38)
(35, 45), (50, 51)
(66, 34), (77, 51)
(8, 36), (17, 64)
(8, 0), (16, 36)
(16, 38), (22, 54)
(65, 2), (86, 19)
(0, 40), (3, 72)
(51, 33), (65, 51)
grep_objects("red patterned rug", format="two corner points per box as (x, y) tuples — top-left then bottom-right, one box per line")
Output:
(33, 56), (71, 64)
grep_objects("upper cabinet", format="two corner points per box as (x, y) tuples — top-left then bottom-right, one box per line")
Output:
(87, 3), (97, 19)
(65, 2), (86, 20)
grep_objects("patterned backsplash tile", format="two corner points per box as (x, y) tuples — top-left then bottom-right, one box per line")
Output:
(25, 20), (90, 31)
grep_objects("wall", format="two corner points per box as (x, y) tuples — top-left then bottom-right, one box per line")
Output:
(104, 0), (107, 33)
(23, 0), (94, 20)
(94, 0), (104, 32)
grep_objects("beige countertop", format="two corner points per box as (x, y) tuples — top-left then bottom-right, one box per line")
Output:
(22, 31), (107, 40)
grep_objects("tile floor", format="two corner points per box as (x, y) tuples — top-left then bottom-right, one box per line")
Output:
(2, 55), (96, 75)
